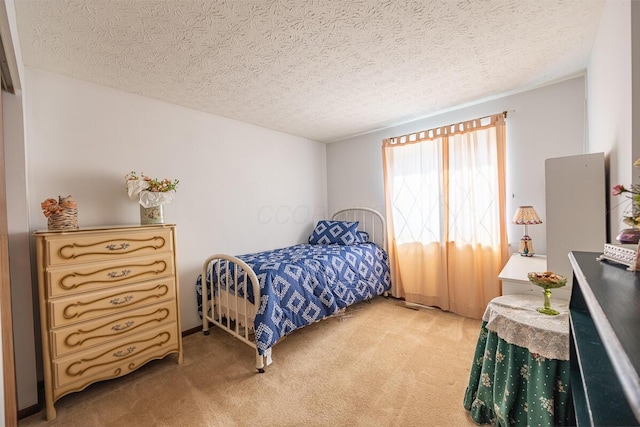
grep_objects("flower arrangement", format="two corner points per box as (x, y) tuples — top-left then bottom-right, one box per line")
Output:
(125, 171), (179, 208)
(612, 158), (640, 228)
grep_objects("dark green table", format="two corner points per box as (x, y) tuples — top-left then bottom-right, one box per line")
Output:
(463, 295), (571, 426)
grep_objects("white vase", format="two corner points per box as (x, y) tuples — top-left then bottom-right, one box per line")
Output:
(140, 204), (164, 225)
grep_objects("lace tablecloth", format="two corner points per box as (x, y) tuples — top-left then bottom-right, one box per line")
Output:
(482, 294), (569, 360)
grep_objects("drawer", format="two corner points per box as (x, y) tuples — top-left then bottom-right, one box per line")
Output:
(52, 344), (180, 403)
(47, 253), (175, 297)
(53, 323), (179, 390)
(51, 300), (177, 358)
(49, 278), (176, 328)
(45, 228), (173, 267)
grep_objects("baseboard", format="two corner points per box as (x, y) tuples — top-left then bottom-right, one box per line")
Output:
(17, 403), (40, 420)
(182, 325), (204, 337)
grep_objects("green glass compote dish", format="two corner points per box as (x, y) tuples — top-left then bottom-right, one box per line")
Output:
(527, 271), (568, 316)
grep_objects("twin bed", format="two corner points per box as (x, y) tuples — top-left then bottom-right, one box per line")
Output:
(196, 207), (392, 372)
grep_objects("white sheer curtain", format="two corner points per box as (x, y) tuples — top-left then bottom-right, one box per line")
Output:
(382, 114), (508, 319)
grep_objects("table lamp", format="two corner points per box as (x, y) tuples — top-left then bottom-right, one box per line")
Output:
(512, 206), (542, 256)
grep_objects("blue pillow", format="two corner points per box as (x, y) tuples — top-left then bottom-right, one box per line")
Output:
(356, 231), (370, 243)
(308, 220), (359, 245)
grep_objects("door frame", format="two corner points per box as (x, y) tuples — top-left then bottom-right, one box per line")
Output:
(0, 86), (17, 426)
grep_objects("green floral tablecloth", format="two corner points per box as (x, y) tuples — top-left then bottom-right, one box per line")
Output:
(463, 322), (571, 426)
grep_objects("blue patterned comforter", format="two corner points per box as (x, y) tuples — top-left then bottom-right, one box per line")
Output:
(196, 243), (391, 355)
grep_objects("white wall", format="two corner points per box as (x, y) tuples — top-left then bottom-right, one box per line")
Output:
(587, 0), (632, 240)
(24, 68), (327, 335)
(327, 76), (587, 255)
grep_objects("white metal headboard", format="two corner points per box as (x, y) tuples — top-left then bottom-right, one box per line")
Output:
(331, 207), (386, 250)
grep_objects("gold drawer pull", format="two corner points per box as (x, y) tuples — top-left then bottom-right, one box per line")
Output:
(105, 243), (130, 251)
(107, 269), (131, 278)
(111, 321), (134, 331)
(110, 295), (133, 305)
(113, 346), (136, 358)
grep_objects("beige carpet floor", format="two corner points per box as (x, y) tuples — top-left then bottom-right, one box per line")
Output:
(19, 297), (482, 426)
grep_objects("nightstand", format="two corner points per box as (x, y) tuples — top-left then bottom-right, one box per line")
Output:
(499, 253), (571, 301)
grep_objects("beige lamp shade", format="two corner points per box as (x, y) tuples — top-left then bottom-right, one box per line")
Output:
(512, 206), (543, 225)
(512, 206), (542, 256)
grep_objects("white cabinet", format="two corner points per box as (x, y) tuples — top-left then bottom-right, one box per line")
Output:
(545, 153), (606, 280)
(499, 254), (571, 301)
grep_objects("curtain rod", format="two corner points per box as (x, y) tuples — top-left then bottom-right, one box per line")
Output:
(383, 110), (513, 146)
(483, 110), (510, 120)
(468, 110), (512, 120)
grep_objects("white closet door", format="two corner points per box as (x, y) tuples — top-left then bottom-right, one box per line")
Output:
(545, 153), (606, 281)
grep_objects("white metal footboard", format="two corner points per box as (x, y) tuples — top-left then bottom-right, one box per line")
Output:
(201, 254), (273, 372)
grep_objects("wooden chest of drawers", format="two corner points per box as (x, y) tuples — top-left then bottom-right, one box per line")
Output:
(35, 224), (183, 420)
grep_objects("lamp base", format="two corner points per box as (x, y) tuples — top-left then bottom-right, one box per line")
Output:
(518, 234), (534, 257)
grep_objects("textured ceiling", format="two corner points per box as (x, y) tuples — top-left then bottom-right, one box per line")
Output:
(14, 0), (605, 142)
